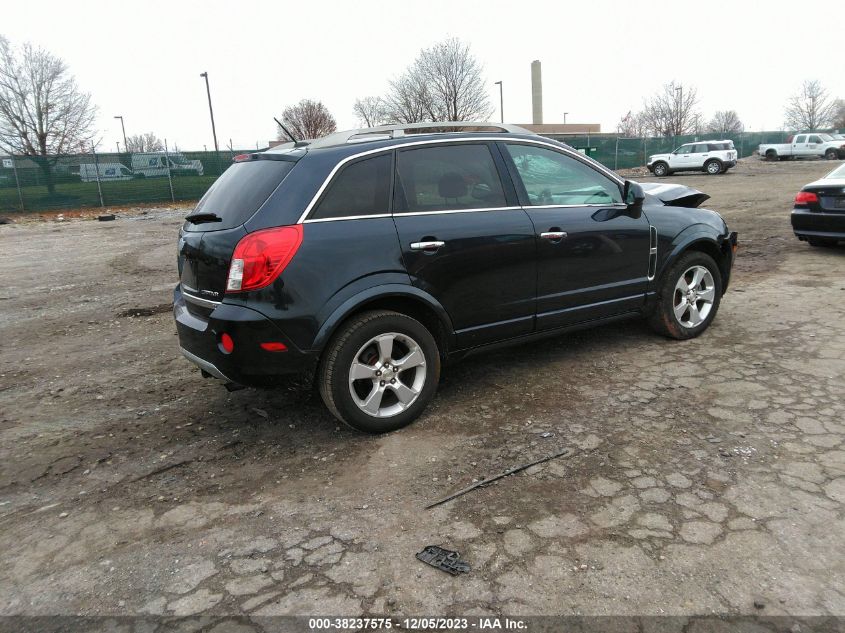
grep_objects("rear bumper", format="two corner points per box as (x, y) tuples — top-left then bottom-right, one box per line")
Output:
(791, 208), (845, 241)
(173, 285), (317, 386)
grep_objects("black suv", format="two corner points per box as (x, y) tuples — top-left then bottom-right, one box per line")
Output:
(174, 123), (737, 433)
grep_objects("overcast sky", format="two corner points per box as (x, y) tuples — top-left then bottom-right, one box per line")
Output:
(3, 0), (843, 151)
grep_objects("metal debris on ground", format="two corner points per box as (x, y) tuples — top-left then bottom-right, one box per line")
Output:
(98, 214), (116, 221)
(424, 448), (572, 509)
(416, 546), (470, 576)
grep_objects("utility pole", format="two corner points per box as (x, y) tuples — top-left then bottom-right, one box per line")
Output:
(494, 81), (504, 123)
(199, 72), (220, 153)
(564, 112), (569, 124)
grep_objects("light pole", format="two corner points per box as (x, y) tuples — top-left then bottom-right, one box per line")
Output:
(494, 81), (503, 123)
(674, 85), (682, 135)
(116, 141), (120, 153)
(199, 72), (219, 154)
(114, 115), (127, 153)
(564, 112), (569, 124)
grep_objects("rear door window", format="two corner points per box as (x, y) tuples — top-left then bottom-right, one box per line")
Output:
(693, 144), (709, 153)
(394, 144), (507, 213)
(187, 159), (295, 231)
(312, 154), (391, 220)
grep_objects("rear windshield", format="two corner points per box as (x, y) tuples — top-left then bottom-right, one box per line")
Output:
(185, 159), (295, 231)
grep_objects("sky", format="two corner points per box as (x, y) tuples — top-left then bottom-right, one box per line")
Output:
(2, 0), (843, 151)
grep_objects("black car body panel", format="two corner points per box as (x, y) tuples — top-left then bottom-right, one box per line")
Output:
(791, 169), (845, 242)
(173, 130), (736, 388)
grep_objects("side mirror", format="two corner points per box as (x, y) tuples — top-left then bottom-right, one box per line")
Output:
(623, 180), (645, 218)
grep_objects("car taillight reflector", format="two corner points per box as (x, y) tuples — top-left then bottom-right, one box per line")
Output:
(226, 225), (303, 293)
(260, 342), (288, 352)
(794, 191), (818, 205)
(220, 333), (234, 353)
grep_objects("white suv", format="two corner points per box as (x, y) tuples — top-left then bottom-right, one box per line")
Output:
(647, 141), (738, 177)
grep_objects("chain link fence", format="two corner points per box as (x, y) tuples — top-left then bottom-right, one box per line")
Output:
(544, 130), (794, 171)
(0, 131), (796, 214)
(0, 147), (258, 213)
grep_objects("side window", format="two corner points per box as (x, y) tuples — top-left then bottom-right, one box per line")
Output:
(394, 144), (506, 213)
(505, 144), (623, 206)
(808, 135), (821, 144)
(675, 145), (691, 154)
(794, 135), (807, 143)
(693, 144), (709, 154)
(312, 154), (391, 220)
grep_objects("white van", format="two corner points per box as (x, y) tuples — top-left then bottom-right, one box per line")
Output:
(131, 153), (204, 178)
(79, 163), (134, 182)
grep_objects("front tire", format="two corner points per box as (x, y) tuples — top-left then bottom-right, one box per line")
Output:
(647, 251), (723, 340)
(705, 160), (722, 175)
(652, 162), (669, 177)
(318, 310), (441, 433)
(825, 149), (838, 160)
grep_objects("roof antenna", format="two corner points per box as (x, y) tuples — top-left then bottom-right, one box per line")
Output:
(274, 117), (298, 143)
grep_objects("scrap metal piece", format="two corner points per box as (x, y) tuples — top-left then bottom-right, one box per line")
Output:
(416, 546), (470, 576)
(424, 448), (572, 509)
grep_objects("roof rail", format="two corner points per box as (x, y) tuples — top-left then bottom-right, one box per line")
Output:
(307, 121), (534, 149)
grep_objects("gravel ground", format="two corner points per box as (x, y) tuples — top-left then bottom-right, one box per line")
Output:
(1, 158), (844, 626)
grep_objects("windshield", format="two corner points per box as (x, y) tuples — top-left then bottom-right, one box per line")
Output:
(170, 155), (189, 165)
(826, 163), (845, 179)
(818, 134), (834, 141)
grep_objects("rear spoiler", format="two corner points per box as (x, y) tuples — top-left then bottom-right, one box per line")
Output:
(639, 182), (710, 208)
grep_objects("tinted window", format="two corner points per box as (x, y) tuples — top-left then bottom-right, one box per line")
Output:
(794, 135), (807, 143)
(708, 143), (727, 151)
(312, 154), (391, 220)
(808, 135), (822, 144)
(394, 144), (506, 213)
(188, 159), (295, 231)
(693, 144), (709, 153)
(505, 144), (622, 206)
(675, 145), (692, 154)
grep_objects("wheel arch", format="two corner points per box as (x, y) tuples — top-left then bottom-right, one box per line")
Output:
(312, 285), (455, 359)
(657, 231), (732, 295)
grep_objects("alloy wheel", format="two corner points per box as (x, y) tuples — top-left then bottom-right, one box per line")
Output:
(673, 265), (716, 328)
(348, 332), (427, 418)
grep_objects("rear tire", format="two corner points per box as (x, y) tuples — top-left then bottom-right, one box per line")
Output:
(318, 310), (441, 433)
(647, 251), (723, 340)
(705, 159), (722, 175)
(653, 162), (669, 177)
(807, 237), (838, 247)
(766, 151), (778, 161)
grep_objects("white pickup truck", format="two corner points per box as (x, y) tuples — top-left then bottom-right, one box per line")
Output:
(759, 133), (845, 161)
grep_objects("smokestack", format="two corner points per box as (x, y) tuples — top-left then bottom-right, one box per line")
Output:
(531, 60), (543, 125)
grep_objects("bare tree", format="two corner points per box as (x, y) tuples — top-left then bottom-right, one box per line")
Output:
(0, 37), (97, 194)
(706, 110), (744, 135)
(353, 96), (388, 128)
(616, 110), (649, 137)
(834, 99), (845, 130)
(784, 80), (836, 130)
(379, 37), (492, 124)
(125, 132), (164, 153)
(276, 99), (337, 141)
(639, 81), (699, 137)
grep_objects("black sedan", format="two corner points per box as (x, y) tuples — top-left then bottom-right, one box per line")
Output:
(792, 163), (845, 246)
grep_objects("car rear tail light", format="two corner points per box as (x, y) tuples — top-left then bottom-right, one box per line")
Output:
(219, 333), (234, 354)
(226, 225), (303, 293)
(794, 191), (819, 205)
(260, 342), (288, 352)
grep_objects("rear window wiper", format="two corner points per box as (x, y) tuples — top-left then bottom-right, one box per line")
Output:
(184, 212), (222, 224)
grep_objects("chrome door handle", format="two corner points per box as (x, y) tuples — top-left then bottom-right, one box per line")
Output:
(410, 240), (445, 251)
(540, 231), (567, 240)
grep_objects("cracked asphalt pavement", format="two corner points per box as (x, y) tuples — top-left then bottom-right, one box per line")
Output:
(1, 158), (844, 621)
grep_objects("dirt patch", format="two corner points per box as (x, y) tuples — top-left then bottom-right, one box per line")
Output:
(117, 303), (173, 318)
